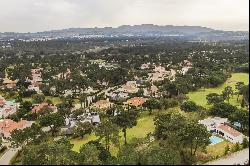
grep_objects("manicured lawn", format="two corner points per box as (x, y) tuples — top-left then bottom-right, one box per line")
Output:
(187, 73), (249, 108)
(23, 96), (62, 104)
(23, 96), (80, 105)
(70, 110), (157, 153)
(126, 112), (155, 141)
(206, 140), (234, 157)
(71, 134), (98, 152)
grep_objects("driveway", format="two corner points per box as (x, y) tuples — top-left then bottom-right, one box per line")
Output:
(0, 148), (20, 165)
(205, 148), (249, 165)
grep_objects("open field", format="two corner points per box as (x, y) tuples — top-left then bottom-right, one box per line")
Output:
(187, 73), (249, 108)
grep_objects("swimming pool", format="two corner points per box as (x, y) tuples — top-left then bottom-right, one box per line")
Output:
(209, 136), (224, 145)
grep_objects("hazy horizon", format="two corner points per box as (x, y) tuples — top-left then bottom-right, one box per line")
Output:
(0, 0), (249, 33)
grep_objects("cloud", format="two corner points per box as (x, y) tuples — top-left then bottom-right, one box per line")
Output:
(0, 0), (248, 32)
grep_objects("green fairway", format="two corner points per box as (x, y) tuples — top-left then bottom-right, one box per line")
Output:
(23, 96), (62, 104)
(70, 110), (156, 152)
(187, 73), (249, 108)
(71, 134), (98, 152)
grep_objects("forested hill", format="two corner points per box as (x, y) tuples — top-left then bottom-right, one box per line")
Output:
(0, 24), (248, 41)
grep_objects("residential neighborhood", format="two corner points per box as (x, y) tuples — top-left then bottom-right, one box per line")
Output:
(0, 4), (248, 164)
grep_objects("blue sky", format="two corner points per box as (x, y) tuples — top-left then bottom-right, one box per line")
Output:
(0, 0), (248, 32)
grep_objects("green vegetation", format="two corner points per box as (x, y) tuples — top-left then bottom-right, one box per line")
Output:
(207, 141), (234, 156)
(71, 111), (156, 152)
(187, 73), (249, 108)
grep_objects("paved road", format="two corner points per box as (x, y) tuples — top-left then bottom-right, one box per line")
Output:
(0, 148), (20, 165)
(205, 148), (249, 165)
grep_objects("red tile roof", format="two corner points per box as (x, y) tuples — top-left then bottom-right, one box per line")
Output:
(32, 103), (57, 113)
(125, 97), (147, 107)
(0, 119), (28, 137)
(217, 124), (242, 137)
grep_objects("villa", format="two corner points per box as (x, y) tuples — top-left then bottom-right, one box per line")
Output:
(140, 63), (150, 70)
(92, 99), (113, 109)
(0, 96), (19, 118)
(0, 119), (34, 139)
(124, 97), (148, 107)
(215, 124), (245, 144)
(118, 84), (139, 94)
(2, 77), (18, 89)
(199, 117), (245, 144)
(32, 103), (58, 114)
(26, 68), (43, 93)
(143, 85), (159, 97)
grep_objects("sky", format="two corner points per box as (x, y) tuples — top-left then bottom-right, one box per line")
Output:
(0, 0), (248, 32)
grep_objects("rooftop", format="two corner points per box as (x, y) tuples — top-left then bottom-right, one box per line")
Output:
(0, 119), (28, 136)
(125, 97), (148, 107)
(217, 124), (242, 137)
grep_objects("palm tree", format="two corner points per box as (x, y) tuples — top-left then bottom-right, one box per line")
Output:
(79, 94), (87, 108)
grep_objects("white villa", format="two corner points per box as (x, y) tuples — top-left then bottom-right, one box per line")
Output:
(0, 96), (19, 118)
(199, 117), (245, 144)
(216, 124), (245, 144)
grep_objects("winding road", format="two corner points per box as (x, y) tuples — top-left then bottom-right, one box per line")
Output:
(205, 148), (249, 165)
(0, 147), (20, 165)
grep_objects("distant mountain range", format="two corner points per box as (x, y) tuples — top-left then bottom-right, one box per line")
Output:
(0, 24), (249, 41)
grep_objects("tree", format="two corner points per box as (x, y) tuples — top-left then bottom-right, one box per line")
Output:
(57, 102), (71, 118)
(112, 109), (138, 144)
(21, 138), (78, 165)
(209, 102), (238, 118)
(206, 93), (224, 105)
(39, 113), (65, 136)
(154, 112), (187, 142)
(224, 145), (230, 155)
(87, 140), (112, 163)
(75, 121), (93, 138)
(78, 144), (102, 165)
(143, 99), (161, 115)
(32, 94), (45, 103)
(71, 108), (84, 119)
(231, 143), (241, 152)
(241, 138), (249, 148)
(235, 82), (245, 101)
(20, 101), (32, 111)
(79, 94), (87, 108)
(116, 144), (140, 165)
(95, 120), (120, 152)
(11, 123), (44, 148)
(229, 109), (249, 133)
(180, 101), (199, 112)
(141, 145), (181, 165)
(136, 88), (144, 97)
(160, 98), (179, 109)
(180, 121), (211, 156)
(222, 86), (234, 103)
(242, 85), (249, 107)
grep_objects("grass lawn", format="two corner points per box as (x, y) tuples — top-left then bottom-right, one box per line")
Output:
(187, 73), (249, 108)
(71, 134), (98, 152)
(23, 96), (80, 105)
(23, 96), (62, 105)
(70, 110), (157, 153)
(206, 140), (234, 157)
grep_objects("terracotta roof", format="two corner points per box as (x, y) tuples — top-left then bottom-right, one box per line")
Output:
(32, 103), (57, 113)
(217, 124), (242, 137)
(125, 97), (147, 107)
(92, 100), (113, 109)
(0, 119), (28, 136)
